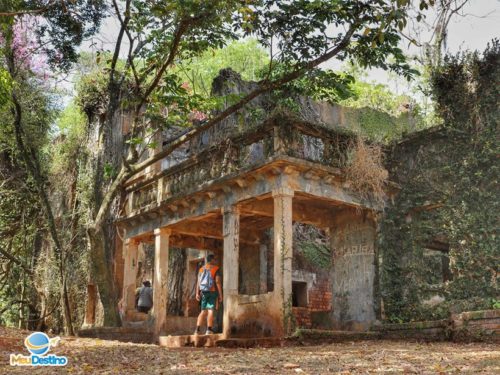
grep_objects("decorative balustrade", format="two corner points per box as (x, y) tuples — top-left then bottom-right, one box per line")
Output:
(125, 120), (355, 214)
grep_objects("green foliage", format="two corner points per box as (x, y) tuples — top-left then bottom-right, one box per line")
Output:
(0, 68), (12, 107)
(0, 75), (58, 329)
(55, 101), (86, 136)
(176, 39), (269, 96)
(379, 42), (500, 322)
(75, 70), (109, 119)
(0, 0), (106, 70)
(341, 80), (410, 117)
(297, 241), (331, 270)
(294, 224), (331, 270)
(345, 107), (412, 142)
(270, 66), (356, 103)
(50, 102), (87, 175)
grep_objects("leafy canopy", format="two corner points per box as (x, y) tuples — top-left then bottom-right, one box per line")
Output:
(0, 0), (106, 70)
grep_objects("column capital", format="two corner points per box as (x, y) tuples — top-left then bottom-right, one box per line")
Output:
(125, 238), (140, 246)
(272, 187), (294, 198)
(222, 205), (240, 215)
(154, 227), (171, 236)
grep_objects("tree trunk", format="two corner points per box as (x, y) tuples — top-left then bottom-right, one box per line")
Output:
(87, 227), (121, 326)
(18, 271), (25, 329)
(61, 274), (74, 335)
(10, 91), (74, 335)
(167, 248), (187, 316)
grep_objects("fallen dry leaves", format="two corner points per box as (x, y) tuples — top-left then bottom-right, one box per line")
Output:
(1, 327), (499, 374)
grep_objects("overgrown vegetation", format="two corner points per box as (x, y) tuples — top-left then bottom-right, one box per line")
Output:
(294, 224), (331, 270)
(345, 138), (389, 205)
(379, 42), (499, 322)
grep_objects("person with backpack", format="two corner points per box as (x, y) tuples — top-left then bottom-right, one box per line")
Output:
(135, 280), (153, 314)
(194, 254), (222, 335)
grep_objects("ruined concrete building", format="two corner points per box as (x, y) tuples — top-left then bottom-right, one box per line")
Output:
(85, 69), (402, 346)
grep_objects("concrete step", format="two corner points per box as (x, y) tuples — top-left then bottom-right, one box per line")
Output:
(159, 334), (222, 348)
(125, 309), (150, 322)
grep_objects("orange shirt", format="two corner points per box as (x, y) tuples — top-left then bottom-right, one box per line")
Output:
(198, 264), (220, 292)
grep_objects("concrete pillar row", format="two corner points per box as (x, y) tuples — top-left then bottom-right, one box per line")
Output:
(272, 187), (294, 335)
(153, 228), (171, 339)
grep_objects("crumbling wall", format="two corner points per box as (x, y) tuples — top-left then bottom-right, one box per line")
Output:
(190, 69), (411, 152)
(379, 125), (499, 322)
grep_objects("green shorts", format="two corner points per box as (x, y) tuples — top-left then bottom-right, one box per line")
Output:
(201, 291), (218, 310)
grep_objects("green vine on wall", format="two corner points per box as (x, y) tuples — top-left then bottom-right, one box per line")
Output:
(378, 41), (499, 322)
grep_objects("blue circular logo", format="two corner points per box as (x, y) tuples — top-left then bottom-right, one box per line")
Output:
(25, 332), (51, 356)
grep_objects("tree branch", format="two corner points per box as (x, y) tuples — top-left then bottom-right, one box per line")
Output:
(0, 242), (33, 276)
(109, 0), (131, 85)
(140, 19), (190, 104)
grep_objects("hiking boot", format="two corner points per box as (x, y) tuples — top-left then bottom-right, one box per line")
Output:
(205, 329), (214, 335)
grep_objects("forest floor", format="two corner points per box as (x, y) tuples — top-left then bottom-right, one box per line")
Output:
(1, 327), (499, 374)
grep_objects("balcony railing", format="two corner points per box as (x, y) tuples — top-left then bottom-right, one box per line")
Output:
(124, 118), (355, 215)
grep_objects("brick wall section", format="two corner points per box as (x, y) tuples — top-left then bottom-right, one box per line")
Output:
(308, 277), (332, 312)
(293, 273), (332, 329)
(293, 307), (311, 328)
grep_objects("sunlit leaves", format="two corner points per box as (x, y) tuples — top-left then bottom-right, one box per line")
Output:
(0, 68), (12, 107)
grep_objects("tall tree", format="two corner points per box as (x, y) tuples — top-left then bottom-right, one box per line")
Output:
(0, 1), (106, 334)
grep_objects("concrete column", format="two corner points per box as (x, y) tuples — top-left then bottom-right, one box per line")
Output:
(222, 206), (239, 338)
(122, 239), (139, 314)
(153, 228), (171, 338)
(157, 177), (164, 204)
(272, 187), (294, 335)
(259, 243), (268, 294)
(330, 210), (376, 331)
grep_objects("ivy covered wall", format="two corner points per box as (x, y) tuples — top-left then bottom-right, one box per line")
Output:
(378, 42), (499, 322)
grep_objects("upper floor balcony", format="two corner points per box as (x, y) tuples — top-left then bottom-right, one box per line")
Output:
(120, 111), (360, 220)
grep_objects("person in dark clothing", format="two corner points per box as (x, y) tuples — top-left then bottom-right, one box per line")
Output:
(135, 280), (153, 313)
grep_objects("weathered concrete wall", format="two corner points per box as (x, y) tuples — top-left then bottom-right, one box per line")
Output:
(225, 292), (283, 338)
(330, 210), (376, 331)
(136, 243), (154, 284)
(239, 244), (261, 295)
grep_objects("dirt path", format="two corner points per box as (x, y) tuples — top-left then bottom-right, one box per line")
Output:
(1, 327), (499, 374)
